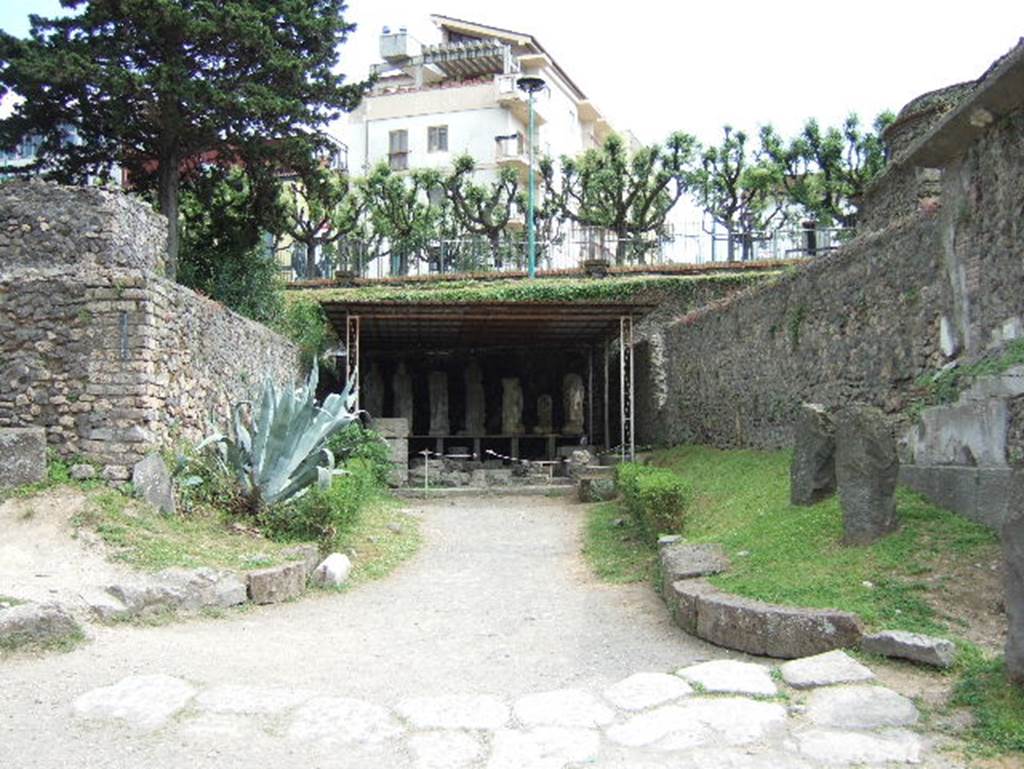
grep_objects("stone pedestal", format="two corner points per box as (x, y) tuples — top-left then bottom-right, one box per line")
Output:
(562, 373), (585, 436)
(462, 360), (486, 435)
(362, 362), (384, 419)
(372, 417), (409, 486)
(392, 363), (413, 423)
(535, 394), (553, 434)
(501, 378), (524, 435)
(790, 403), (836, 506)
(428, 371), (449, 436)
(835, 405), (899, 545)
(0, 427), (47, 490)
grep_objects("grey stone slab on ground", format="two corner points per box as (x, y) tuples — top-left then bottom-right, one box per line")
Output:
(73, 674), (197, 731)
(0, 427), (47, 489)
(779, 650), (875, 688)
(834, 405), (900, 545)
(790, 403), (836, 506)
(795, 727), (922, 765)
(512, 689), (615, 728)
(660, 542), (730, 584)
(287, 697), (403, 745)
(131, 454), (175, 515)
(395, 694), (509, 730)
(675, 659), (776, 696)
(246, 562), (306, 604)
(602, 672), (693, 711)
(805, 684), (919, 729)
(861, 629), (956, 668)
(195, 685), (314, 715)
(409, 731), (483, 769)
(0, 602), (80, 647)
(488, 726), (600, 769)
(1006, 510), (1024, 683)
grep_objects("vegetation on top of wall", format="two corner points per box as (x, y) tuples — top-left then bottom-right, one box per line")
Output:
(296, 272), (775, 307)
(274, 296), (338, 370)
(909, 338), (1024, 417)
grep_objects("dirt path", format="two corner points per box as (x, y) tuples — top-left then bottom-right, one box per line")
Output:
(0, 495), (962, 768)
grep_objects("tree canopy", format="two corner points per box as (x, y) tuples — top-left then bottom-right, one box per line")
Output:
(0, 0), (366, 277)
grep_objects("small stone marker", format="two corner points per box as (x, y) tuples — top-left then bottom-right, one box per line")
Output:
(861, 629), (956, 668)
(675, 659), (777, 697)
(132, 454), (176, 515)
(312, 553), (352, 587)
(779, 650), (875, 688)
(1004, 510), (1024, 684)
(834, 405), (899, 545)
(0, 427), (47, 489)
(790, 403), (836, 506)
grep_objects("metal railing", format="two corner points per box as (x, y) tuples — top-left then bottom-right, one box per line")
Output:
(281, 223), (854, 282)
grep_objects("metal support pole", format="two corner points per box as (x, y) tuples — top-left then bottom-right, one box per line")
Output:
(346, 314), (361, 410)
(603, 343), (610, 451)
(587, 348), (594, 444)
(619, 316), (634, 463)
(526, 89), (537, 279)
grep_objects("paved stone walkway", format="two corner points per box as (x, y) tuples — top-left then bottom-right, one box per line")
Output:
(1, 495), (963, 768)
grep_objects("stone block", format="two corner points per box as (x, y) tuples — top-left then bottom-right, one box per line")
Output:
(281, 543), (321, 580)
(132, 454), (175, 515)
(0, 427), (47, 489)
(246, 562), (306, 604)
(835, 405), (899, 545)
(898, 465), (1019, 531)
(669, 579), (719, 635)
(0, 602), (81, 648)
(312, 553), (352, 587)
(372, 418), (409, 439)
(1004, 511), (1024, 683)
(779, 650), (875, 688)
(908, 398), (1009, 467)
(861, 630), (956, 668)
(70, 463), (97, 481)
(660, 542), (730, 585)
(790, 403), (836, 506)
(577, 477), (617, 503)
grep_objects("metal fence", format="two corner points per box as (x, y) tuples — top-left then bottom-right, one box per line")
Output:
(281, 222), (853, 281)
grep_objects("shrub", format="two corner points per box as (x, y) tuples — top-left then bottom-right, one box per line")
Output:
(260, 457), (377, 553)
(616, 462), (691, 543)
(327, 425), (392, 487)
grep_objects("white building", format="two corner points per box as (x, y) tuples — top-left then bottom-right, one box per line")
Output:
(348, 15), (618, 183)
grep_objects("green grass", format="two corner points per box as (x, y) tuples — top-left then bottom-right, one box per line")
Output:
(0, 627), (86, 657)
(341, 495), (422, 587)
(582, 501), (658, 584)
(952, 649), (1024, 754)
(0, 595), (26, 607)
(73, 488), (301, 572)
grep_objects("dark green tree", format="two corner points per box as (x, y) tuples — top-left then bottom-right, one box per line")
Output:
(692, 126), (785, 262)
(0, 0), (366, 277)
(558, 133), (698, 265)
(760, 111), (894, 228)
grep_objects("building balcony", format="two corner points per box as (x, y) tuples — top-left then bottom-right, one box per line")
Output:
(495, 74), (547, 126)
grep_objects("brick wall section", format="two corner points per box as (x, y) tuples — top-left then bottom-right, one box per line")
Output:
(637, 104), (1024, 450)
(0, 180), (299, 478)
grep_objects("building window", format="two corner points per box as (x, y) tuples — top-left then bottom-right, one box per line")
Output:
(389, 129), (408, 170)
(428, 125), (448, 153)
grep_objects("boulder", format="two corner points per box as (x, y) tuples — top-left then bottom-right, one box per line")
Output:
(312, 553), (353, 587)
(156, 568), (248, 610)
(0, 427), (47, 489)
(1005, 510), (1024, 683)
(0, 602), (81, 648)
(834, 405), (899, 545)
(131, 454), (175, 515)
(861, 631), (956, 668)
(790, 404), (836, 506)
(246, 562), (306, 604)
(577, 477), (617, 503)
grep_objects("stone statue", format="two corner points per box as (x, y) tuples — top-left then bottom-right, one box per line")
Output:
(428, 370), (450, 436)
(461, 359), (486, 435)
(562, 373), (585, 435)
(534, 394), (553, 434)
(501, 377), (525, 435)
(362, 362), (384, 418)
(392, 362), (413, 423)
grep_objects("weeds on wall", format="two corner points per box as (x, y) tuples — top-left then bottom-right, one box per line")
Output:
(909, 338), (1024, 418)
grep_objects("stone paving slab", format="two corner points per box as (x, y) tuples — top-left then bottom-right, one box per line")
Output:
(780, 650), (876, 689)
(602, 671), (693, 711)
(513, 688), (615, 728)
(396, 694), (510, 730)
(72, 674), (196, 732)
(805, 684), (920, 730)
(795, 727), (924, 764)
(675, 659), (778, 696)
(287, 696), (403, 745)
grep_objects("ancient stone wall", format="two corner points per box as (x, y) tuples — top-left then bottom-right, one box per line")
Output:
(637, 88), (1024, 452)
(0, 181), (300, 479)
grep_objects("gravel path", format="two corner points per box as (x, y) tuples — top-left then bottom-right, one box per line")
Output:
(0, 494), (962, 768)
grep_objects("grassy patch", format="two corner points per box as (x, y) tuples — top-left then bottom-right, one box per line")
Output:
(0, 627), (86, 657)
(0, 452), (102, 502)
(952, 648), (1024, 754)
(340, 495), (422, 588)
(582, 501), (658, 584)
(0, 595), (26, 608)
(73, 488), (300, 572)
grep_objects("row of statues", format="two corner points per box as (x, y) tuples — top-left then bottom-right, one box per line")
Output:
(362, 361), (585, 436)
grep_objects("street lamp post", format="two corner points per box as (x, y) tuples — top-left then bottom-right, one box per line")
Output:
(516, 75), (545, 279)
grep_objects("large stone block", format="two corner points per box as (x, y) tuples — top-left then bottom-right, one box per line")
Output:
(0, 427), (47, 489)
(246, 562), (306, 604)
(132, 453), (175, 515)
(1004, 511), (1024, 683)
(861, 630), (956, 668)
(835, 405), (900, 545)
(790, 404), (836, 506)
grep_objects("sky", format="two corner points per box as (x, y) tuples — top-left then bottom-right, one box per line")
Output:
(2, 0), (1022, 149)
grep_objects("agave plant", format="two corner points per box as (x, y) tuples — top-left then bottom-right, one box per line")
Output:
(202, 363), (360, 512)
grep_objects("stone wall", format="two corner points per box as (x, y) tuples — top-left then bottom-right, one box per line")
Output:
(637, 47), (1024, 454)
(0, 181), (300, 479)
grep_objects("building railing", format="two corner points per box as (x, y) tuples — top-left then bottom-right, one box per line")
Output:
(281, 223), (855, 282)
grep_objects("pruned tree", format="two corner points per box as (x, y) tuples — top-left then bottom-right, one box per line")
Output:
(439, 155), (519, 268)
(358, 163), (440, 276)
(692, 126), (785, 262)
(558, 132), (699, 264)
(0, 0), (366, 277)
(279, 165), (362, 280)
(760, 111), (893, 229)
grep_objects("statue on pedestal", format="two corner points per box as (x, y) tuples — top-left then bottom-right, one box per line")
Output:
(501, 378), (525, 435)
(428, 371), (450, 436)
(461, 360), (486, 435)
(562, 373), (585, 435)
(534, 394), (553, 434)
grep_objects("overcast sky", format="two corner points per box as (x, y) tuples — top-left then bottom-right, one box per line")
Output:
(2, 1), (1022, 148)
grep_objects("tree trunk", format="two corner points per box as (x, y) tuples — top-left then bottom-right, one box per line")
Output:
(615, 227), (629, 266)
(725, 224), (737, 263)
(158, 152), (181, 280)
(305, 242), (317, 279)
(489, 231), (502, 270)
(741, 230), (754, 261)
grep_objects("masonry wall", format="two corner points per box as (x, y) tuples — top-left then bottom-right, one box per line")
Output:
(636, 101), (1024, 452)
(0, 181), (300, 479)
